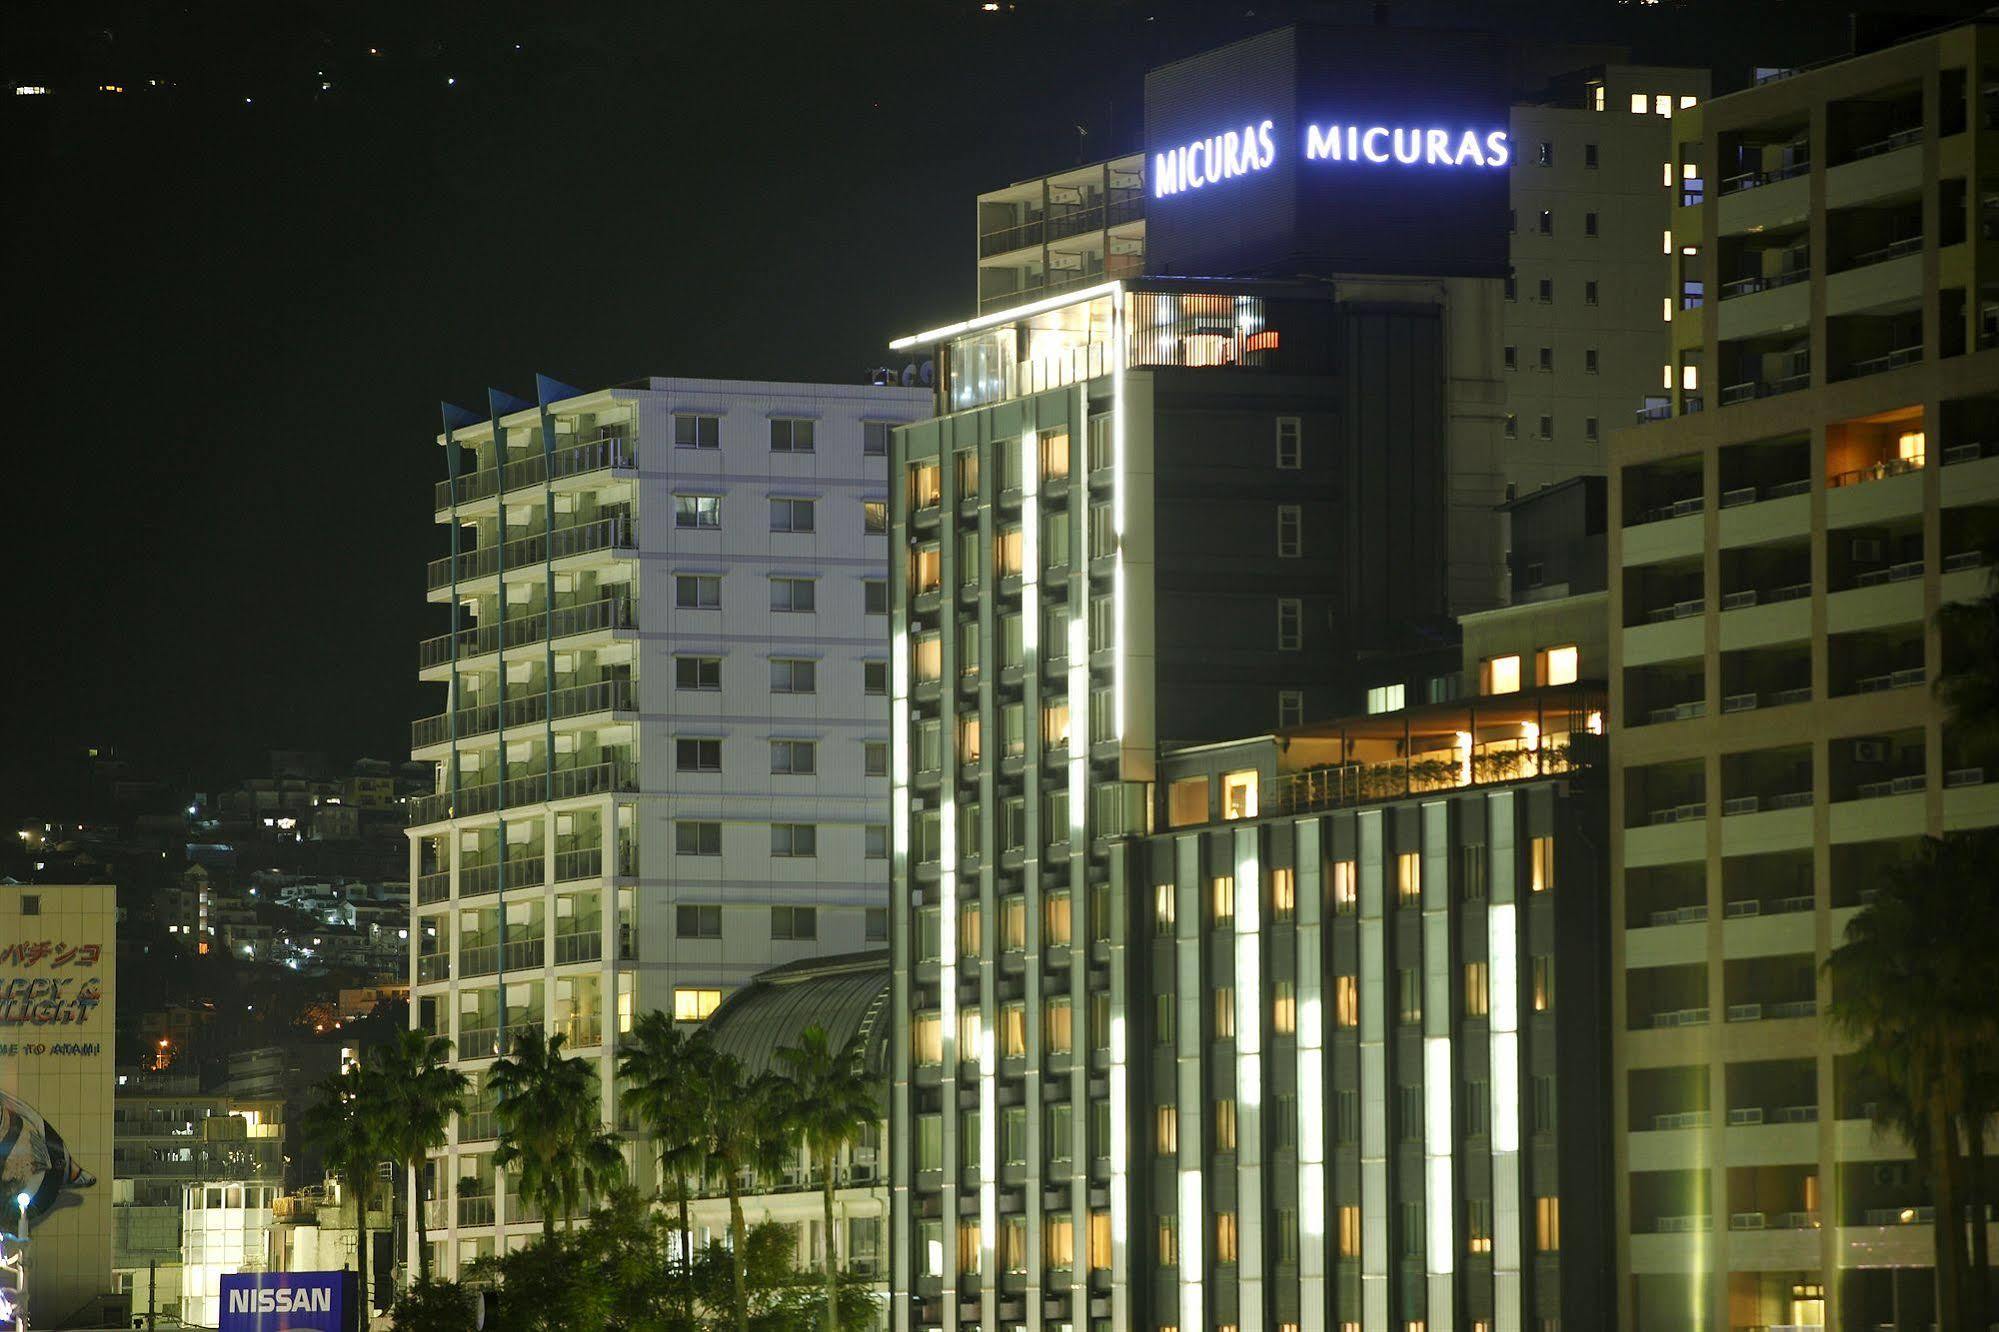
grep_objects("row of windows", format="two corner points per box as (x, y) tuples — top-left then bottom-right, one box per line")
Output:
(672, 902), (889, 942)
(671, 494), (888, 535)
(670, 415), (891, 455)
(1511, 207), (1603, 238)
(1151, 840), (1556, 933)
(672, 654), (889, 696)
(673, 819), (890, 859)
(1503, 412), (1601, 444)
(1504, 344), (1600, 374)
(671, 573), (887, 613)
(671, 737), (886, 778)
(1503, 275), (1600, 305)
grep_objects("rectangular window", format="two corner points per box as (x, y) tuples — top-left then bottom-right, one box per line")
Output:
(864, 742), (889, 777)
(770, 576), (816, 612)
(1039, 429), (1070, 481)
(1044, 891), (1072, 947)
(1397, 1084), (1424, 1142)
(995, 525), (1024, 576)
(1337, 1204), (1361, 1257)
(1465, 961), (1489, 1017)
(1276, 416), (1302, 468)
(676, 738), (722, 772)
(911, 1013), (942, 1066)
(1396, 851), (1421, 905)
(674, 414), (719, 449)
(1001, 1105), (1027, 1165)
(675, 821), (722, 856)
(763, 740), (816, 777)
(1155, 993), (1174, 1045)
(1273, 980), (1297, 1034)
(1536, 139), (1553, 166)
(769, 497), (815, 533)
(1463, 1079), (1491, 1139)
(1584, 211), (1599, 237)
(1584, 141), (1599, 166)
(1537, 278), (1553, 302)
(1538, 208), (1553, 234)
(1156, 1104), (1179, 1155)
(863, 579), (887, 614)
(675, 574), (721, 609)
(863, 420), (890, 457)
(1538, 346), (1553, 372)
(998, 1000), (1026, 1058)
(1467, 1198), (1493, 1254)
(863, 660), (888, 696)
(1277, 597), (1303, 651)
(1214, 1097), (1238, 1152)
(1154, 883), (1176, 934)
(1538, 415), (1554, 441)
(1483, 654), (1522, 695)
(1335, 975), (1359, 1028)
(1277, 504), (1302, 557)
(908, 462), (941, 510)
(1504, 413), (1518, 439)
(1335, 1091), (1359, 1146)
(1585, 416), (1600, 442)
(1088, 1209), (1111, 1270)
(673, 987), (723, 1021)
(1366, 683), (1405, 715)
(1215, 1211), (1239, 1264)
(1539, 644), (1579, 687)
(1333, 860), (1358, 914)
(770, 905), (817, 940)
(1211, 875), (1235, 925)
(1585, 279), (1599, 305)
(865, 907), (888, 942)
(770, 823), (817, 857)
(1535, 1196), (1561, 1251)
(675, 655), (721, 690)
(1044, 996), (1073, 1054)
(1278, 689), (1304, 728)
(675, 903), (721, 938)
(1043, 1212), (1073, 1271)
(769, 658), (816, 694)
(1503, 344), (1517, 370)
(1047, 1101), (1073, 1164)
(1271, 867), (1296, 921)
(1532, 955), (1554, 1011)
(955, 448), (979, 496)
(1531, 835), (1556, 890)
(1398, 967), (1422, 1025)
(860, 498), (888, 534)
(674, 494), (720, 529)
(1462, 843), (1488, 901)
(864, 824), (888, 860)
(770, 417), (815, 453)
(1157, 1215), (1179, 1266)
(1214, 987), (1236, 1039)
(1532, 1075), (1556, 1135)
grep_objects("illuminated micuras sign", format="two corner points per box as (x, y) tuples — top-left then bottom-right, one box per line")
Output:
(1155, 119), (1510, 196)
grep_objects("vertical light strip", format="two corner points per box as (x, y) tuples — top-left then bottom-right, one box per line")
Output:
(1296, 819), (1326, 1332)
(1421, 803), (1454, 1327)
(1357, 810), (1387, 1332)
(1488, 793), (1522, 1332)
(1175, 835), (1204, 1332)
(1235, 828), (1264, 1332)
(1110, 289), (1127, 742)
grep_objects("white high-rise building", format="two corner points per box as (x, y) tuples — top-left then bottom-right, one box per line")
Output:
(406, 375), (930, 1276)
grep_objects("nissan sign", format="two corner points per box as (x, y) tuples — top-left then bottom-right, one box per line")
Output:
(219, 1272), (354, 1332)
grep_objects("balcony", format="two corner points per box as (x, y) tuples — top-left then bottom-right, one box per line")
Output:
(1721, 161), (1810, 195)
(1720, 374), (1811, 406)
(433, 432), (635, 512)
(426, 515), (635, 592)
(412, 678), (637, 751)
(1843, 344), (1923, 380)
(417, 870), (451, 905)
(554, 930), (603, 965)
(419, 595), (636, 672)
(553, 846), (603, 883)
(458, 856), (546, 899)
(456, 1196), (496, 1228)
(417, 953), (450, 984)
(552, 1013), (603, 1048)
(407, 758), (639, 826)
(502, 937), (545, 974)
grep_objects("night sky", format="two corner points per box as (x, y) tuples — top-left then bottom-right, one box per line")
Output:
(3, 0), (1982, 812)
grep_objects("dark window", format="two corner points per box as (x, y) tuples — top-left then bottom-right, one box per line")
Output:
(865, 907), (889, 941)
(674, 415), (719, 449)
(1584, 142), (1599, 168)
(770, 418), (815, 453)
(675, 575), (721, 609)
(675, 821), (722, 855)
(864, 579), (889, 614)
(769, 659), (816, 694)
(1585, 211), (1599, 237)
(770, 498), (815, 533)
(675, 738), (722, 772)
(771, 823), (817, 857)
(770, 577), (816, 612)
(675, 656), (721, 690)
(675, 903), (722, 937)
(863, 421), (891, 456)
(771, 905), (818, 940)
(864, 661), (889, 695)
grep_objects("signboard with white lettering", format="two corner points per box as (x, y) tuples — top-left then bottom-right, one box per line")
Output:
(1144, 23), (1512, 280)
(219, 1271), (355, 1332)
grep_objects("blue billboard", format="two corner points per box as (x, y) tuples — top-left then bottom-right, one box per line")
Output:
(218, 1272), (354, 1332)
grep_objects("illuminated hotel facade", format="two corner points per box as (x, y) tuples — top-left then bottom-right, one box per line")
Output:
(406, 376), (929, 1275)
(1611, 18), (1999, 1331)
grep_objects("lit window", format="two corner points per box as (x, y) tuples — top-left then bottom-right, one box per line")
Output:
(1335, 975), (1359, 1028)
(1154, 883), (1176, 933)
(1273, 980), (1296, 1034)
(1338, 1204), (1362, 1256)
(863, 500), (888, 534)
(1367, 683), (1406, 714)
(1484, 655), (1522, 695)
(1214, 988), (1236, 1039)
(1222, 770), (1259, 820)
(1654, 93), (1672, 117)
(1682, 363), (1699, 392)
(1168, 776), (1208, 828)
(1531, 955), (1555, 1011)
(1214, 1097), (1238, 1151)
(1630, 92), (1648, 114)
(1588, 82), (1605, 112)
(1536, 1196), (1561, 1251)
(1332, 860), (1358, 914)
(1396, 851), (1422, 904)
(1465, 962), (1489, 1017)
(1211, 875), (1235, 925)
(1540, 644), (1580, 687)
(909, 463), (941, 509)
(1680, 94), (1698, 108)
(1215, 1211), (1239, 1264)
(673, 987), (721, 1021)
(1271, 867), (1296, 921)
(1898, 431), (1926, 466)
(1156, 1104), (1179, 1155)
(1531, 836), (1556, 892)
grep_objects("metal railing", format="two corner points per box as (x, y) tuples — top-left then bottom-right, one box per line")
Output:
(434, 432), (635, 511)
(554, 930), (603, 965)
(407, 758), (638, 826)
(419, 594), (636, 671)
(553, 846), (603, 883)
(503, 937), (545, 973)
(460, 945), (499, 978)
(1849, 126), (1922, 160)
(1846, 235), (1922, 268)
(1828, 454), (1922, 488)
(1720, 159), (1810, 194)
(417, 871), (452, 905)
(417, 954), (451, 984)
(456, 1196), (496, 1227)
(1720, 372), (1811, 405)
(1264, 734), (1601, 816)
(552, 1014), (603, 1048)
(1845, 345), (1924, 379)
(425, 515), (635, 591)
(413, 678), (636, 750)
(458, 856), (546, 899)
(1720, 268), (1810, 299)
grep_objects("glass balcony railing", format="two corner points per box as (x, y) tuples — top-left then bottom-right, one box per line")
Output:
(502, 937), (545, 973)
(419, 595), (635, 671)
(554, 930), (603, 965)
(457, 856), (546, 899)
(426, 516), (634, 591)
(407, 759), (638, 826)
(412, 679), (636, 750)
(456, 1196), (496, 1227)
(553, 846), (602, 883)
(434, 432), (635, 511)
(417, 954), (451, 984)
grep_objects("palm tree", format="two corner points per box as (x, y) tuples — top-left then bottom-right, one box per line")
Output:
(489, 1027), (624, 1242)
(617, 1010), (713, 1324)
(699, 1052), (792, 1332)
(1938, 586), (1999, 764)
(1827, 831), (1999, 1330)
(301, 1068), (388, 1320)
(775, 1026), (876, 1332)
(368, 1028), (470, 1285)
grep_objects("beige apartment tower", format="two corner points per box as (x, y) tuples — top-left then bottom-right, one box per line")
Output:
(1610, 19), (1999, 1331)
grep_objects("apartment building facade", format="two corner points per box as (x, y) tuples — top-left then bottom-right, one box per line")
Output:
(1609, 21), (1999, 1331)
(407, 376), (930, 1276)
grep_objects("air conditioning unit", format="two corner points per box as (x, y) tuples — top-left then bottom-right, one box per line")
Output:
(1852, 538), (1884, 562)
(1852, 740), (1890, 763)
(1874, 1163), (1912, 1187)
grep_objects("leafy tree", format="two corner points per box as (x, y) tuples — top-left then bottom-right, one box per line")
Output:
(698, 1054), (793, 1332)
(773, 1027), (875, 1332)
(618, 1010), (714, 1324)
(1939, 586), (1999, 765)
(389, 1277), (479, 1332)
(489, 1027), (625, 1241)
(370, 1028), (471, 1284)
(1827, 830), (1999, 1330)
(300, 1068), (388, 1319)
